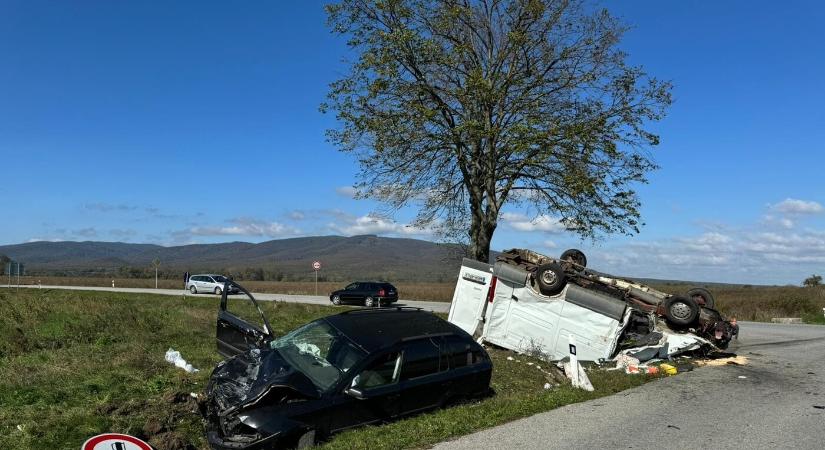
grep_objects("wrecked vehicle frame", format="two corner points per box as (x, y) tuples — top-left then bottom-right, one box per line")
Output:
(204, 281), (493, 450)
(448, 248), (738, 363)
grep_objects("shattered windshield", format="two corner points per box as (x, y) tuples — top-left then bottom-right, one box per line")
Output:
(270, 320), (367, 392)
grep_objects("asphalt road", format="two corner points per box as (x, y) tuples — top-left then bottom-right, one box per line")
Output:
(434, 320), (825, 449)
(6, 284), (452, 313)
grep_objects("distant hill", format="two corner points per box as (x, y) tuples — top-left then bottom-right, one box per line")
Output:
(0, 236), (469, 282)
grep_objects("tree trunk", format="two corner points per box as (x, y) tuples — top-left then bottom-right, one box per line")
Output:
(468, 213), (496, 263)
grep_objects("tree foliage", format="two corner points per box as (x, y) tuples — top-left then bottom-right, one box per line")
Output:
(803, 274), (822, 287)
(323, 0), (672, 261)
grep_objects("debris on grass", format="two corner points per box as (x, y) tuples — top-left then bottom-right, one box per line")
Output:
(695, 355), (749, 367)
(164, 348), (199, 373)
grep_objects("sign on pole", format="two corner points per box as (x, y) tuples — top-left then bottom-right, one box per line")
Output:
(312, 261), (321, 295)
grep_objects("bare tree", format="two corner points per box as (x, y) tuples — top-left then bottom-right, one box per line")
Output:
(323, 0), (672, 261)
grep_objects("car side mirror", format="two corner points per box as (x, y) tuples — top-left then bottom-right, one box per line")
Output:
(344, 387), (366, 400)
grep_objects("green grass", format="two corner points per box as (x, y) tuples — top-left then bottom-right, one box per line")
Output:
(0, 288), (653, 450)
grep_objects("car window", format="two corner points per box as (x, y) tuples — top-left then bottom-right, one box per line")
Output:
(444, 335), (481, 369)
(401, 338), (444, 380)
(351, 351), (401, 390)
(226, 290), (266, 331)
(213, 275), (227, 283)
(345, 283), (357, 291)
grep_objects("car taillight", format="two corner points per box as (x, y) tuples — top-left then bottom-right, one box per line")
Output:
(487, 277), (498, 303)
(378, 289), (385, 296)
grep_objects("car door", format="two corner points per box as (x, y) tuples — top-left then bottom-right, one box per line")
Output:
(216, 282), (274, 358)
(341, 283), (359, 303)
(327, 350), (403, 433)
(398, 337), (450, 415)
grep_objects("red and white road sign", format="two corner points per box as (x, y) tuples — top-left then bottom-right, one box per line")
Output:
(312, 261), (321, 270)
(82, 433), (152, 450)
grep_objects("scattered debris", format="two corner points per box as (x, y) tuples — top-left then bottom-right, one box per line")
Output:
(164, 348), (199, 373)
(659, 363), (678, 376)
(738, 376), (748, 379)
(814, 405), (825, 410)
(506, 356), (514, 361)
(543, 383), (554, 390)
(695, 356), (749, 367)
(16, 424), (24, 432)
(667, 424), (681, 430)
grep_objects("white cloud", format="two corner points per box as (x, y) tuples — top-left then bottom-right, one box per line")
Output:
(501, 213), (567, 233)
(289, 211), (306, 220)
(328, 215), (433, 237)
(770, 198), (824, 215)
(185, 218), (301, 238)
(335, 186), (358, 198)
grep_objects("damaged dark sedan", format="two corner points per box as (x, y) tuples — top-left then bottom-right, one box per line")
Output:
(204, 282), (493, 450)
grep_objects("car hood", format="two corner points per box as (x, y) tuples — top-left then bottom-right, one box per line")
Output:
(207, 347), (319, 414)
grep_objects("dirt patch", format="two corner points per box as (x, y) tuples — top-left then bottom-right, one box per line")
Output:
(148, 431), (195, 450)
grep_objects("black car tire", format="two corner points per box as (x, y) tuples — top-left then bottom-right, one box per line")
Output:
(686, 287), (715, 309)
(331, 295), (342, 306)
(560, 248), (587, 270)
(664, 295), (700, 326)
(190, 285), (197, 294)
(296, 429), (316, 449)
(364, 296), (377, 307)
(536, 263), (566, 296)
(214, 287), (222, 296)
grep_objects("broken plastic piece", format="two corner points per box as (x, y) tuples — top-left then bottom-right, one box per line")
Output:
(165, 348), (200, 373)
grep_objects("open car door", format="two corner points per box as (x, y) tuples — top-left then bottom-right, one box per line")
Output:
(216, 281), (274, 358)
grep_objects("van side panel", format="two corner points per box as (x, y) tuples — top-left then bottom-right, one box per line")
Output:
(447, 259), (494, 336)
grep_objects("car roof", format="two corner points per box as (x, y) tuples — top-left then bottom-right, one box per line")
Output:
(324, 309), (459, 353)
(352, 281), (394, 285)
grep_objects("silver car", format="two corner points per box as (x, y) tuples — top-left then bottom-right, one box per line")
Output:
(187, 274), (238, 295)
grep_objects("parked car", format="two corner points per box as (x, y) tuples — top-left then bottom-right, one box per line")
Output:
(204, 281), (492, 450)
(448, 248), (738, 362)
(187, 274), (239, 295)
(329, 281), (398, 307)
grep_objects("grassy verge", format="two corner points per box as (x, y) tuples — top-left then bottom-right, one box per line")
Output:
(0, 288), (653, 450)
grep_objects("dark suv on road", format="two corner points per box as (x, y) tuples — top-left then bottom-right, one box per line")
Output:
(329, 282), (398, 307)
(205, 281), (493, 450)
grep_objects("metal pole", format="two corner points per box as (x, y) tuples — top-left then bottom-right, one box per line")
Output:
(155, 266), (158, 289)
(315, 270), (318, 295)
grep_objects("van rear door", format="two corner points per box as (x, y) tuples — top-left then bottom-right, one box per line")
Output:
(447, 258), (494, 337)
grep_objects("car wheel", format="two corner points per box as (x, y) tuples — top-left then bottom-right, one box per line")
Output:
(560, 249), (587, 271)
(664, 295), (700, 326)
(214, 287), (222, 296)
(296, 429), (316, 449)
(364, 296), (377, 307)
(189, 285), (197, 294)
(536, 263), (566, 296)
(686, 287), (715, 309)
(331, 295), (342, 306)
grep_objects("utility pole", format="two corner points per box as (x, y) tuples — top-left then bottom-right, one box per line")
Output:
(152, 258), (161, 289)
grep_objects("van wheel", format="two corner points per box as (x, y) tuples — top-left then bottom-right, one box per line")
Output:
(214, 287), (222, 296)
(364, 296), (377, 307)
(190, 286), (197, 294)
(296, 429), (316, 449)
(686, 287), (715, 309)
(332, 295), (342, 305)
(664, 295), (700, 326)
(560, 249), (587, 270)
(536, 263), (566, 296)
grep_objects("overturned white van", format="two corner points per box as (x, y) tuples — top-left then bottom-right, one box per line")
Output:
(448, 249), (737, 362)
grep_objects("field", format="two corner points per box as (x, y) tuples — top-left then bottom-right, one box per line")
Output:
(10, 275), (825, 323)
(0, 288), (651, 450)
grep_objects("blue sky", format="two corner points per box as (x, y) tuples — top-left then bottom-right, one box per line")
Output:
(1, 1), (823, 284)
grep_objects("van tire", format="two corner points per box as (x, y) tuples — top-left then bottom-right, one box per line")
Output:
(686, 287), (715, 309)
(536, 263), (566, 296)
(664, 295), (700, 326)
(190, 286), (197, 294)
(560, 249), (587, 270)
